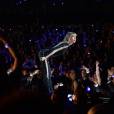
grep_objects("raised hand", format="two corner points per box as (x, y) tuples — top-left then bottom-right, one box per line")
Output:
(96, 61), (100, 67)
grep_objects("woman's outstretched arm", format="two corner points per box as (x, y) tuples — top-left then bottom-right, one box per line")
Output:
(0, 37), (18, 74)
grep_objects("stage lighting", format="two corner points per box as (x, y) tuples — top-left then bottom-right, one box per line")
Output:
(86, 86), (91, 92)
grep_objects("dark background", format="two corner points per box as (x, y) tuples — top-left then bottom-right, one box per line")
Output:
(0, 0), (114, 24)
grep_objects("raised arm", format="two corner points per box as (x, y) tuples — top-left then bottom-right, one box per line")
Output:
(0, 37), (18, 74)
(95, 61), (101, 86)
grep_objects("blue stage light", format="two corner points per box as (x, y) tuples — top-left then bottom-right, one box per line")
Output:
(86, 86), (91, 92)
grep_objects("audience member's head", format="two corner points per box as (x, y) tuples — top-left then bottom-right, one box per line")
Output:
(69, 69), (77, 81)
(87, 104), (111, 114)
(0, 89), (53, 114)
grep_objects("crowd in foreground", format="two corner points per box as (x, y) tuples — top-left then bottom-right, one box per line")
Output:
(0, 24), (114, 114)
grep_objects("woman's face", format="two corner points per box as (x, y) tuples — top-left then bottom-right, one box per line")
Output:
(68, 34), (77, 45)
(69, 70), (76, 80)
(81, 69), (87, 79)
(22, 69), (28, 76)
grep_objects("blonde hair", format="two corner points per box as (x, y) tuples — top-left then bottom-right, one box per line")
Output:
(63, 32), (77, 42)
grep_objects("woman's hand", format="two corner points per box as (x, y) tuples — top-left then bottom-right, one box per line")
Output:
(72, 94), (78, 104)
(96, 61), (99, 67)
